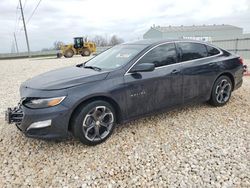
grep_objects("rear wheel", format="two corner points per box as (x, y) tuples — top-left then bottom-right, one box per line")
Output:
(64, 49), (74, 58)
(81, 49), (91, 56)
(209, 76), (232, 106)
(72, 100), (116, 145)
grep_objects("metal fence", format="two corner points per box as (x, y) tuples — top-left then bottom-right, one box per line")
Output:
(0, 46), (111, 59)
(1, 39), (250, 59)
(211, 38), (250, 59)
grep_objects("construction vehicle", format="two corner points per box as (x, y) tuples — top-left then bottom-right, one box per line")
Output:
(57, 37), (96, 58)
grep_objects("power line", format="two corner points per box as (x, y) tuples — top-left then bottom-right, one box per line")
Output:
(17, 0), (42, 33)
(13, 1), (20, 53)
(11, 40), (16, 53)
(19, 0), (31, 57)
(14, 2), (19, 33)
(26, 0), (42, 24)
(23, 0), (27, 9)
(14, 0), (42, 55)
(14, 32), (19, 53)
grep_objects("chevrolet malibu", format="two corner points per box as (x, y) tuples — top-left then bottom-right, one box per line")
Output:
(6, 39), (244, 145)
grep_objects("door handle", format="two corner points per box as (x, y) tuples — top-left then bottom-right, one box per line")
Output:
(171, 69), (180, 74)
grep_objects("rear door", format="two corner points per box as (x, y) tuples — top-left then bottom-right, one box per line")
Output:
(124, 43), (183, 119)
(176, 42), (221, 103)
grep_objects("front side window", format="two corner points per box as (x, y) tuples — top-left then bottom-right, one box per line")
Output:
(177, 42), (208, 62)
(137, 43), (177, 67)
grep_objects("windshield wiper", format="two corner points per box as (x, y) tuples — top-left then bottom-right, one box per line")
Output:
(76, 63), (83, 67)
(84, 65), (102, 71)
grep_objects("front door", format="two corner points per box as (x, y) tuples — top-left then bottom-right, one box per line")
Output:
(124, 43), (183, 119)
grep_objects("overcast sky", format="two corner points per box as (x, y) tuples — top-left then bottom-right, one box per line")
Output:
(0, 0), (249, 53)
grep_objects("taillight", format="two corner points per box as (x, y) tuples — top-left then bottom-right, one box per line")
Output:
(239, 57), (244, 65)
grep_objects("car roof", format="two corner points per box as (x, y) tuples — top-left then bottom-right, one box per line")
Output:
(123, 39), (208, 47)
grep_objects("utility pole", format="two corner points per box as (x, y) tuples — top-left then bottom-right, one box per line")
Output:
(19, 0), (31, 57)
(13, 33), (19, 53)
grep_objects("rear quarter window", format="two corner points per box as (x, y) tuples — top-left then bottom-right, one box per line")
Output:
(177, 42), (208, 62)
(206, 45), (220, 56)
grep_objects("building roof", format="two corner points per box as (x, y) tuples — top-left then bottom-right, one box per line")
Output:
(152, 24), (242, 33)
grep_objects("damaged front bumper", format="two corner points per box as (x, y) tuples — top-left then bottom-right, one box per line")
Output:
(243, 65), (247, 72)
(5, 103), (71, 140)
(5, 106), (23, 128)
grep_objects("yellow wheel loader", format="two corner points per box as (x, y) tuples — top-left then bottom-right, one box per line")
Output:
(57, 37), (96, 58)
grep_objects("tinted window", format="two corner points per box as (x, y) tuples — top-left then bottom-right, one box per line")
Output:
(177, 42), (208, 61)
(138, 43), (177, 67)
(206, 45), (220, 56)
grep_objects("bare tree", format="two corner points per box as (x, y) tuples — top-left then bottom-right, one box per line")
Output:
(41, 48), (51, 51)
(109, 35), (124, 46)
(92, 35), (108, 47)
(53, 41), (65, 50)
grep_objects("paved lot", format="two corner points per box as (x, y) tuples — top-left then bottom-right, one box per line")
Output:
(0, 56), (249, 187)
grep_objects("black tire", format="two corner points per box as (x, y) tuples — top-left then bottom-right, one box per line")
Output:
(56, 53), (62, 58)
(209, 75), (232, 107)
(81, 49), (91, 56)
(64, 49), (74, 58)
(71, 100), (116, 146)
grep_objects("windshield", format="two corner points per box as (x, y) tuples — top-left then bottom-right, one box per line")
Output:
(84, 44), (146, 70)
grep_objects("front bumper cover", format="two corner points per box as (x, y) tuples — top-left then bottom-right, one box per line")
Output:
(243, 65), (247, 72)
(5, 104), (71, 140)
(5, 107), (23, 131)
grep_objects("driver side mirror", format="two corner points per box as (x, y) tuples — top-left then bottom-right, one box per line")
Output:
(130, 63), (155, 73)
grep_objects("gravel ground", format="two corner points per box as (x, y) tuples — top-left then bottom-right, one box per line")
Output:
(0, 56), (249, 187)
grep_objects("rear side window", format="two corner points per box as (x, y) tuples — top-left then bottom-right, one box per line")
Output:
(206, 45), (220, 56)
(177, 42), (208, 62)
(138, 43), (177, 67)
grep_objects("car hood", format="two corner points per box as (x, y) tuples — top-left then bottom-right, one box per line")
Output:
(22, 66), (109, 90)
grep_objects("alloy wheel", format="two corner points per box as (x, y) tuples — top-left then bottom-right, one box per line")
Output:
(82, 106), (114, 141)
(215, 79), (231, 104)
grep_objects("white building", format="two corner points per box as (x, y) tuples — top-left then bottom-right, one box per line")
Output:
(143, 24), (244, 41)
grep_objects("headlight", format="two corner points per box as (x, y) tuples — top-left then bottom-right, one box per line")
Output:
(23, 96), (66, 109)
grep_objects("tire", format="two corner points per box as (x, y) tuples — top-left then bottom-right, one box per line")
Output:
(64, 49), (74, 58)
(72, 100), (116, 146)
(81, 49), (91, 56)
(209, 76), (232, 107)
(56, 53), (62, 58)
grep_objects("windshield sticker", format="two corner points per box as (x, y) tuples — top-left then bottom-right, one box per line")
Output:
(116, 53), (131, 58)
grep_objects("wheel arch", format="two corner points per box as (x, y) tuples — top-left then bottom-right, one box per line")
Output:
(208, 72), (235, 101)
(216, 72), (235, 90)
(68, 95), (122, 132)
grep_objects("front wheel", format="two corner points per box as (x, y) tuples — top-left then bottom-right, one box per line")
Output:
(209, 76), (232, 106)
(81, 49), (91, 56)
(72, 100), (116, 146)
(64, 49), (74, 58)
